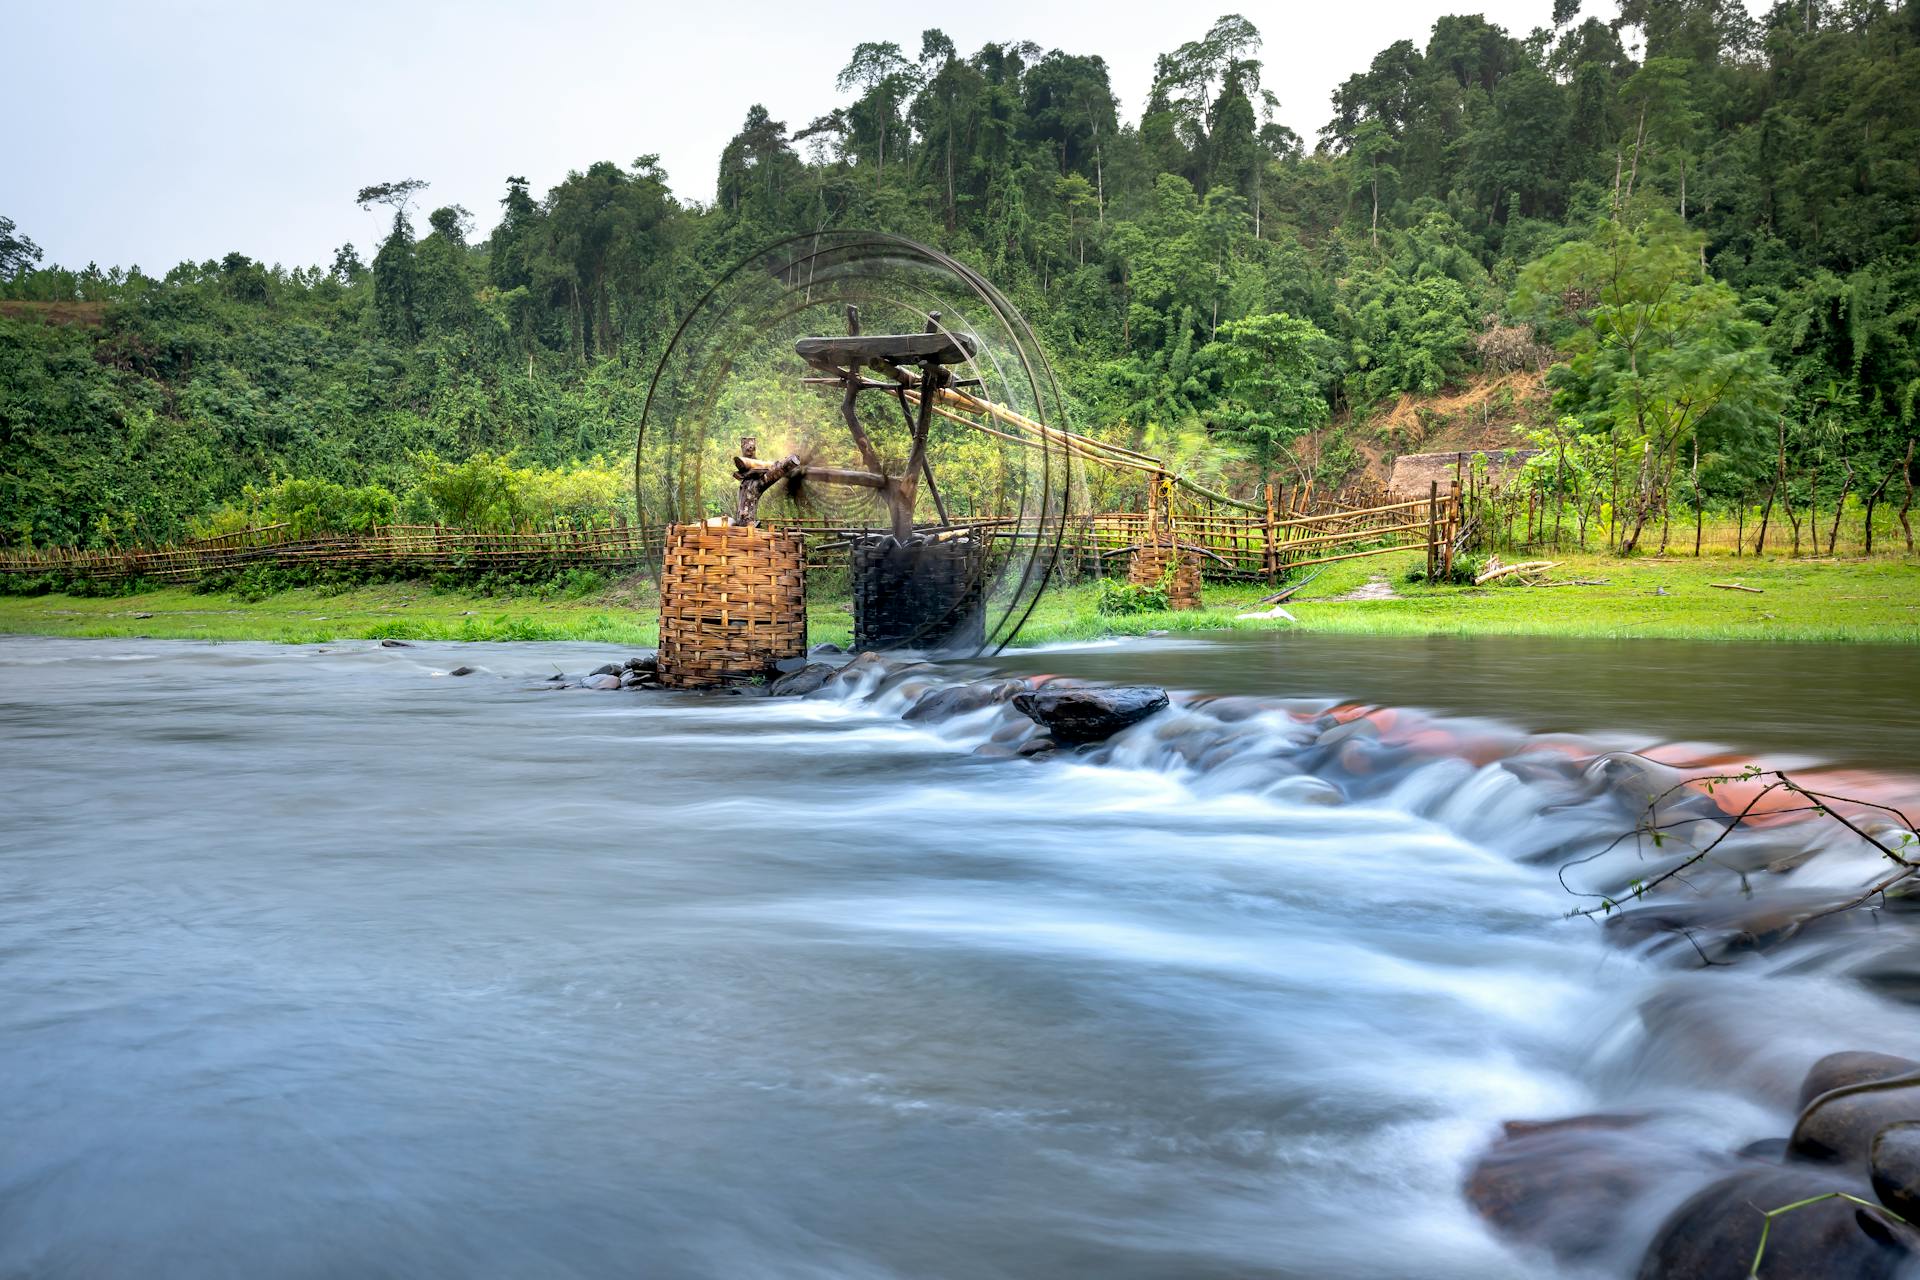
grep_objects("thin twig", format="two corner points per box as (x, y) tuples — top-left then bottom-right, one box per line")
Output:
(1563, 767), (1919, 922)
(1748, 1191), (1907, 1278)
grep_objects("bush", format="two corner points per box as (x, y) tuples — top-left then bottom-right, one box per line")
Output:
(3, 571), (160, 598)
(408, 451), (630, 532)
(0, 572), (58, 597)
(1096, 575), (1171, 615)
(1402, 552), (1485, 586)
(190, 477), (399, 540)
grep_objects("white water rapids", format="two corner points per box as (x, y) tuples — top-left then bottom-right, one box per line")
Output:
(2, 634), (1916, 1278)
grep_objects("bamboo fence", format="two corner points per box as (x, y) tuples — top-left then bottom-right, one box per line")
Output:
(0, 491), (1458, 587)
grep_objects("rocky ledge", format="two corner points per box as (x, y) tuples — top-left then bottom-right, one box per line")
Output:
(526, 647), (1176, 757)
(1467, 1049), (1920, 1278)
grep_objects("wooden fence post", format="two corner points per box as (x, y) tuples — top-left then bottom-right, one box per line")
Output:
(1427, 481), (1439, 581)
(1263, 483), (1277, 581)
(1443, 472), (1460, 579)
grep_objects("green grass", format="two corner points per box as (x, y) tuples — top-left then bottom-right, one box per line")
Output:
(2, 553), (1914, 647)
(1012, 551), (1920, 646)
(0, 582), (653, 645)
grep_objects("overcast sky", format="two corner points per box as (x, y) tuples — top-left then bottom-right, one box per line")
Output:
(10, 0), (1622, 273)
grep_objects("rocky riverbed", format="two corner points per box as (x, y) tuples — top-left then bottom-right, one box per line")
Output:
(523, 642), (1920, 1278)
(8, 633), (1918, 1279)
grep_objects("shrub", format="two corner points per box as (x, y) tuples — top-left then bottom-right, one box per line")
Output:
(1403, 552), (1485, 586)
(1096, 575), (1171, 615)
(190, 477), (399, 540)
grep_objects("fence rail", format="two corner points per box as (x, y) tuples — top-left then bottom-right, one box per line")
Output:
(1474, 491), (1918, 560)
(0, 494), (1457, 587)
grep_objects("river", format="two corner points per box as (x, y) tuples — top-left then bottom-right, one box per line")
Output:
(2, 632), (1916, 1278)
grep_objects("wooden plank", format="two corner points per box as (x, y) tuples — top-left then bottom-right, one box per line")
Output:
(795, 332), (976, 369)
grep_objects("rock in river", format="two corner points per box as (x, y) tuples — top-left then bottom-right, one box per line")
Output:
(1464, 1113), (1720, 1264)
(768, 663), (838, 698)
(1790, 1069), (1920, 1166)
(1636, 1166), (1917, 1279)
(1799, 1051), (1920, 1109)
(903, 679), (1024, 723)
(1873, 1123), (1920, 1222)
(1011, 685), (1169, 744)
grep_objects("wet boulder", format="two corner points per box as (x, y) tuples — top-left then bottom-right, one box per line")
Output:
(1016, 737), (1056, 758)
(379, 638), (413, 648)
(591, 662), (623, 676)
(1872, 1123), (1920, 1222)
(1635, 990), (1824, 1108)
(623, 652), (659, 674)
(1799, 1052), (1920, 1110)
(1636, 1166), (1916, 1279)
(768, 663), (838, 698)
(827, 651), (895, 689)
(1464, 1114), (1718, 1264)
(447, 665), (477, 677)
(584, 674), (622, 690)
(904, 679), (1025, 724)
(1316, 716), (1381, 748)
(1011, 685), (1169, 744)
(1605, 895), (1860, 965)
(1850, 950), (1920, 1006)
(872, 661), (937, 698)
(1790, 1072), (1920, 1166)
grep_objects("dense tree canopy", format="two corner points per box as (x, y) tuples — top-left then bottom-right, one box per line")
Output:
(2, 0), (1916, 548)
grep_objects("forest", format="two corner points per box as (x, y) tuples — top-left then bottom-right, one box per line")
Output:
(2, 0), (1917, 552)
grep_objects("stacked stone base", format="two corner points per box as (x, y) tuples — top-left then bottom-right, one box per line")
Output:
(851, 531), (987, 653)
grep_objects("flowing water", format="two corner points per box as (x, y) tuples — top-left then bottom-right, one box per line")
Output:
(2, 633), (1917, 1279)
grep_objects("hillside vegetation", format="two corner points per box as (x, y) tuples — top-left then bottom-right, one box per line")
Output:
(2, 1), (1916, 552)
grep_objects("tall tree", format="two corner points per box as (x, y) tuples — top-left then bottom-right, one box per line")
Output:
(1204, 311), (1333, 470)
(836, 42), (917, 182)
(356, 179), (428, 342)
(1521, 216), (1786, 552)
(0, 216), (43, 281)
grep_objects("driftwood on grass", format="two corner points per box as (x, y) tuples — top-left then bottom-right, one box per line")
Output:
(1255, 567), (1324, 605)
(1475, 559), (1559, 585)
(1708, 581), (1764, 594)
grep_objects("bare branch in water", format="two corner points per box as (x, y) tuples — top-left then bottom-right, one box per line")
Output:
(1562, 768), (1918, 922)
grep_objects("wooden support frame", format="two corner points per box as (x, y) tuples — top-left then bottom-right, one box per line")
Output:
(766, 306), (965, 541)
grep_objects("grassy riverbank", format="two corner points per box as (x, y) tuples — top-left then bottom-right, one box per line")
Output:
(1028, 552), (1920, 645)
(2, 553), (1915, 648)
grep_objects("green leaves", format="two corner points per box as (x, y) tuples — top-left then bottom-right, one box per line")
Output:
(1203, 311), (1333, 469)
(1520, 216), (1787, 549)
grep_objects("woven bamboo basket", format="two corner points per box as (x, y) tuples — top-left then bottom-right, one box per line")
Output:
(658, 522), (806, 688)
(1128, 545), (1203, 611)
(850, 531), (988, 653)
